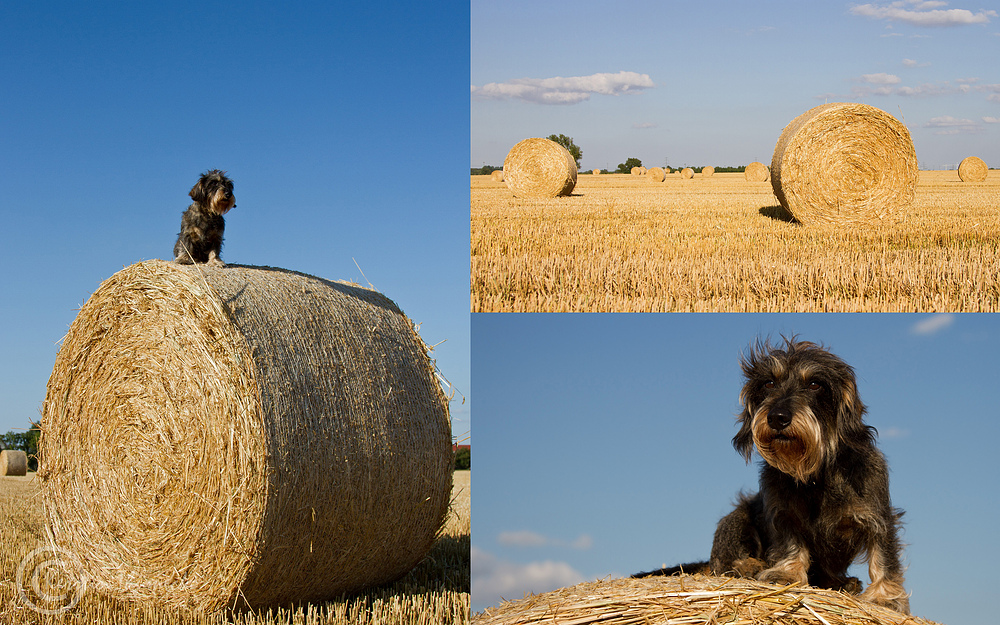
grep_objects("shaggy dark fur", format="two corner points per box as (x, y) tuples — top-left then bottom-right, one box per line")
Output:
(635, 337), (909, 614)
(173, 169), (236, 266)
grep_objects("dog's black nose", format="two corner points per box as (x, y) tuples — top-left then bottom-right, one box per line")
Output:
(767, 407), (793, 431)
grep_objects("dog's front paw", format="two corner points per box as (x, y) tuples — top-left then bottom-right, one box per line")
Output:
(208, 258), (226, 268)
(174, 255), (193, 265)
(757, 566), (807, 586)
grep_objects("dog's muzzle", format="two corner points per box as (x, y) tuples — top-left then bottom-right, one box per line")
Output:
(767, 406), (793, 431)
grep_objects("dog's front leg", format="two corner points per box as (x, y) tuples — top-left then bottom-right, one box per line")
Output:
(758, 537), (810, 586)
(861, 538), (910, 614)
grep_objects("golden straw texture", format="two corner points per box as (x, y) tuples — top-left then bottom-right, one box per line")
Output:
(503, 138), (577, 198)
(958, 156), (988, 182)
(702, 166), (715, 177)
(592, 169), (601, 175)
(745, 161), (770, 182)
(40, 260), (453, 612)
(771, 102), (918, 226)
(681, 167), (694, 179)
(646, 167), (666, 182)
(490, 170), (505, 182)
(475, 575), (940, 625)
(0, 450), (27, 476)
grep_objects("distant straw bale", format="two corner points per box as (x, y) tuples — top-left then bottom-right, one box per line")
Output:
(646, 167), (666, 182)
(39, 260), (453, 611)
(503, 138), (577, 198)
(681, 167), (694, 179)
(490, 169), (504, 182)
(1, 450), (27, 476)
(592, 169), (601, 175)
(702, 166), (715, 177)
(958, 156), (988, 182)
(770, 102), (917, 226)
(745, 161), (770, 182)
(630, 167), (641, 176)
(638, 166), (647, 175)
(476, 575), (941, 625)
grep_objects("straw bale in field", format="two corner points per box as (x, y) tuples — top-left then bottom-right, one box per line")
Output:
(745, 161), (770, 182)
(1, 450), (27, 476)
(592, 169), (601, 175)
(770, 102), (918, 226)
(702, 166), (715, 177)
(958, 156), (988, 182)
(630, 167), (641, 175)
(681, 167), (694, 179)
(490, 169), (504, 182)
(646, 166), (666, 182)
(476, 575), (942, 625)
(503, 138), (577, 199)
(39, 260), (453, 611)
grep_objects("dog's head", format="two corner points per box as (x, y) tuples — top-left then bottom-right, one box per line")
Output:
(190, 169), (236, 215)
(732, 336), (874, 483)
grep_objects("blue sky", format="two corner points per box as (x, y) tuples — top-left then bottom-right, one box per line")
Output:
(472, 1), (999, 171)
(0, 2), (470, 442)
(472, 313), (999, 624)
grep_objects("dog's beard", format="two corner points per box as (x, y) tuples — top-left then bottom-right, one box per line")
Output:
(751, 406), (825, 483)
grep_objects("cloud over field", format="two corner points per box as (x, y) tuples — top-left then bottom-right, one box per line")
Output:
(498, 530), (594, 550)
(472, 547), (586, 609)
(850, 1), (997, 27)
(472, 71), (654, 105)
(911, 313), (956, 335)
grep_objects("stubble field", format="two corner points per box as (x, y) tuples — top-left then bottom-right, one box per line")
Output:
(471, 171), (1000, 312)
(0, 470), (470, 624)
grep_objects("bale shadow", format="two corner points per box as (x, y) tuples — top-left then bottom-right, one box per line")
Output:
(759, 205), (799, 224)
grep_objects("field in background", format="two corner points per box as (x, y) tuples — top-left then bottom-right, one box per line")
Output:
(472, 171), (1000, 312)
(0, 470), (470, 624)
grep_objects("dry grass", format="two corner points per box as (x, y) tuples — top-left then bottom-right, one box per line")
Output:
(0, 470), (469, 624)
(471, 171), (1000, 312)
(474, 574), (940, 625)
(40, 260), (454, 611)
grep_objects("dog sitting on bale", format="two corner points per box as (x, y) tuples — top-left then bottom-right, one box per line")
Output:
(635, 337), (910, 614)
(173, 169), (236, 266)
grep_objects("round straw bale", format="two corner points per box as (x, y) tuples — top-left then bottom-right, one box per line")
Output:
(476, 575), (940, 625)
(490, 169), (504, 182)
(592, 168), (601, 175)
(503, 138), (577, 198)
(958, 156), (988, 182)
(681, 167), (694, 179)
(745, 161), (770, 182)
(1, 450), (27, 476)
(630, 167), (641, 175)
(770, 102), (918, 226)
(702, 166), (715, 177)
(646, 166), (666, 182)
(39, 260), (453, 611)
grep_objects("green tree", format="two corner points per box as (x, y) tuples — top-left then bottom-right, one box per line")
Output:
(547, 134), (582, 169)
(616, 157), (642, 174)
(1, 421), (41, 471)
(454, 447), (470, 470)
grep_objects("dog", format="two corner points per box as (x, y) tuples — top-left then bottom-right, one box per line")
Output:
(635, 337), (910, 614)
(173, 169), (236, 266)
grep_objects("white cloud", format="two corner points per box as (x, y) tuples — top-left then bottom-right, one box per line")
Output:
(902, 58), (931, 67)
(862, 73), (902, 84)
(472, 547), (586, 609)
(911, 313), (956, 335)
(497, 530), (594, 550)
(983, 116), (1000, 123)
(632, 122), (658, 130)
(924, 115), (983, 134)
(472, 71), (654, 105)
(880, 426), (911, 439)
(850, 1), (997, 27)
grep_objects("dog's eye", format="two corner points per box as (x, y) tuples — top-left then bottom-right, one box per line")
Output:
(764, 381), (775, 389)
(808, 381), (822, 391)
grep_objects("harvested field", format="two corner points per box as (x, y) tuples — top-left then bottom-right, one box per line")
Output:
(0, 470), (469, 624)
(471, 171), (1000, 312)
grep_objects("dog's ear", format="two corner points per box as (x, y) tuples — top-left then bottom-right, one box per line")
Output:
(835, 373), (876, 447)
(190, 178), (207, 203)
(732, 399), (755, 462)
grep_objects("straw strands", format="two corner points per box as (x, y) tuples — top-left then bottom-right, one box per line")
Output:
(647, 167), (666, 182)
(681, 167), (694, 179)
(770, 102), (918, 227)
(40, 260), (453, 611)
(475, 575), (941, 625)
(958, 156), (988, 182)
(503, 138), (578, 198)
(745, 161), (770, 182)
(702, 166), (715, 177)
(0, 450), (27, 476)
(490, 170), (504, 182)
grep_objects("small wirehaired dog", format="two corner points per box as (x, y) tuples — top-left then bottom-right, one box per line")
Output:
(635, 337), (909, 614)
(173, 169), (236, 266)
